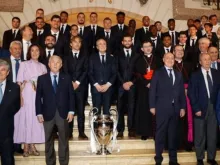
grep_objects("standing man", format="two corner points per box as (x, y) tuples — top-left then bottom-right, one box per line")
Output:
(188, 53), (220, 165)
(32, 17), (46, 47)
(0, 59), (20, 165)
(155, 21), (163, 39)
(149, 53), (186, 165)
(2, 17), (22, 50)
(60, 11), (71, 38)
(36, 55), (74, 165)
(88, 39), (117, 114)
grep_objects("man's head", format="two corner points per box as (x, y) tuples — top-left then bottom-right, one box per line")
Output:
(128, 19), (136, 29)
(77, 12), (85, 25)
(103, 17), (112, 30)
(199, 53), (211, 70)
(122, 35), (133, 49)
(60, 11), (68, 24)
(209, 14), (218, 26)
(178, 31), (187, 44)
(204, 22), (213, 33)
(208, 46), (218, 62)
(168, 19), (175, 31)
(45, 35), (56, 49)
(96, 39), (107, 53)
(48, 55), (62, 74)
(12, 17), (20, 29)
(50, 15), (61, 30)
(116, 11), (125, 24)
(141, 41), (153, 55)
(90, 12), (98, 24)
(162, 35), (172, 47)
(189, 25), (198, 37)
(163, 53), (175, 68)
(21, 25), (33, 41)
(35, 17), (45, 30)
(199, 37), (211, 53)
(155, 21), (162, 32)
(71, 36), (82, 51)
(173, 45), (184, 60)
(36, 8), (44, 18)
(70, 24), (78, 37)
(9, 41), (22, 59)
(201, 15), (208, 25)
(187, 19), (194, 28)
(194, 19), (201, 30)
(142, 16), (150, 27)
(149, 25), (158, 37)
(0, 60), (10, 83)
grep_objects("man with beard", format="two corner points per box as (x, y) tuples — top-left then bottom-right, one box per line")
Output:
(116, 35), (139, 138)
(32, 17), (46, 47)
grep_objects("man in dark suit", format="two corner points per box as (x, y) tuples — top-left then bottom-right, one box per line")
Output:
(184, 19), (194, 37)
(60, 11), (71, 39)
(111, 11), (128, 52)
(209, 46), (220, 71)
(162, 19), (179, 47)
(149, 53), (186, 165)
(203, 22), (218, 47)
(158, 35), (173, 59)
(29, 8), (50, 33)
(135, 16), (151, 44)
(88, 38), (117, 114)
(188, 53), (220, 165)
(116, 35), (139, 138)
(149, 25), (163, 56)
(155, 21), (163, 39)
(0, 59), (20, 165)
(64, 36), (88, 140)
(2, 17), (22, 50)
(0, 48), (10, 58)
(85, 12), (103, 54)
(36, 55), (74, 165)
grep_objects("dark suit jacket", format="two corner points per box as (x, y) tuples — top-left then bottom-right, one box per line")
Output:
(0, 48), (10, 58)
(162, 31), (179, 46)
(151, 36), (163, 57)
(149, 67), (186, 116)
(36, 72), (74, 121)
(63, 50), (88, 87)
(29, 22), (51, 33)
(157, 46), (174, 59)
(60, 24), (71, 39)
(188, 68), (220, 118)
(40, 49), (58, 70)
(215, 89), (220, 125)
(202, 32), (218, 47)
(0, 80), (20, 142)
(2, 29), (22, 50)
(88, 53), (117, 86)
(135, 27), (151, 43)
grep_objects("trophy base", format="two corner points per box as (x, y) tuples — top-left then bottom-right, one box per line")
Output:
(96, 146), (111, 155)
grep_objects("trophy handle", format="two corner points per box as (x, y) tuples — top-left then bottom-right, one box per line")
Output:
(89, 107), (101, 146)
(109, 108), (118, 135)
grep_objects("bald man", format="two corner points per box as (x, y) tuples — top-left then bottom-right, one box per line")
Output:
(36, 55), (74, 165)
(149, 53), (186, 165)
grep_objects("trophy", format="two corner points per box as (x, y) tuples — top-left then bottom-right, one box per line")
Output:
(89, 108), (118, 155)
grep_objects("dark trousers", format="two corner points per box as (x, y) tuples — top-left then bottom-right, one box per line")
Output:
(155, 107), (178, 163)
(0, 138), (14, 165)
(117, 86), (135, 132)
(43, 111), (69, 165)
(194, 102), (217, 160)
(91, 87), (112, 115)
(69, 88), (85, 135)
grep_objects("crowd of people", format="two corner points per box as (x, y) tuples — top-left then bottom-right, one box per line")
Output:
(0, 7), (220, 165)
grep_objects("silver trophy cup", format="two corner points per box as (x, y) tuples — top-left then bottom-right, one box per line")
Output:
(90, 108), (118, 155)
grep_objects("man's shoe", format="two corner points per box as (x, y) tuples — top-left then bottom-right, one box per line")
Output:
(197, 160), (204, 165)
(207, 159), (218, 165)
(141, 136), (148, 140)
(169, 161), (180, 165)
(128, 131), (136, 138)
(15, 148), (24, 154)
(117, 132), (123, 139)
(78, 133), (89, 140)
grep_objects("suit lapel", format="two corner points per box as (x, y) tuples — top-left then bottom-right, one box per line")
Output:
(46, 73), (55, 94)
(1, 81), (12, 104)
(57, 73), (64, 94)
(199, 69), (208, 96)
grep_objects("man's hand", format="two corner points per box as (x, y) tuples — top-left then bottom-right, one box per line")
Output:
(72, 82), (79, 90)
(180, 109), (185, 118)
(37, 115), (44, 123)
(101, 83), (111, 92)
(123, 82), (130, 91)
(195, 111), (202, 117)
(146, 83), (150, 88)
(67, 113), (74, 123)
(150, 108), (156, 115)
(95, 84), (103, 92)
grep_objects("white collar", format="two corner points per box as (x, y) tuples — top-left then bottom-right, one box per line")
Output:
(0, 79), (6, 86)
(10, 55), (20, 61)
(46, 48), (54, 52)
(72, 50), (80, 54)
(51, 30), (59, 35)
(144, 54), (152, 58)
(201, 67), (211, 74)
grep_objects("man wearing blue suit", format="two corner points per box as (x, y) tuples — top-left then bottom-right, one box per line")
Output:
(88, 38), (117, 114)
(36, 55), (74, 165)
(149, 53), (186, 165)
(188, 53), (220, 165)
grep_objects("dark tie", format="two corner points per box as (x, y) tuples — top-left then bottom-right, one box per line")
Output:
(101, 55), (105, 65)
(61, 25), (64, 34)
(166, 48), (170, 53)
(120, 25), (123, 31)
(191, 39), (195, 47)
(15, 59), (20, 79)
(79, 28), (83, 37)
(152, 39), (157, 47)
(38, 31), (42, 36)
(53, 34), (57, 41)
(48, 51), (51, 58)
(206, 71), (213, 97)
(13, 30), (16, 39)
(0, 83), (3, 104)
(52, 75), (58, 93)
(168, 69), (173, 85)
(171, 32), (175, 45)
(126, 50), (130, 62)
(106, 32), (110, 40)
(92, 26), (96, 35)
(73, 53), (78, 59)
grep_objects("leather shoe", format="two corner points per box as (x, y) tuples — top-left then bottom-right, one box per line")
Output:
(197, 160), (204, 165)
(207, 159), (218, 165)
(78, 133), (88, 140)
(117, 132), (123, 139)
(141, 136), (148, 140)
(128, 131), (136, 138)
(169, 161), (180, 165)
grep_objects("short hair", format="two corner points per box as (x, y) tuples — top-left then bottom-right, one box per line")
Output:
(201, 15), (208, 20)
(168, 18), (175, 23)
(174, 44), (184, 51)
(103, 17), (112, 22)
(142, 40), (153, 47)
(204, 22), (213, 28)
(179, 31), (187, 36)
(26, 44), (44, 61)
(70, 24), (78, 29)
(162, 34), (171, 40)
(198, 37), (211, 44)
(35, 17), (44, 21)
(49, 55), (62, 64)
(90, 12), (97, 17)
(0, 59), (10, 71)
(122, 34), (132, 40)
(12, 17), (20, 23)
(154, 21), (161, 25)
(60, 11), (68, 16)
(209, 14), (217, 20)
(20, 25), (31, 36)
(116, 11), (125, 17)
(45, 34), (56, 41)
(194, 19), (201, 23)
(149, 25), (156, 31)
(71, 36), (82, 43)
(189, 24), (198, 29)
(208, 46), (218, 52)
(51, 15), (61, 21)
(36, 8), (44, 13)
(96, 38), (107, 46)
(77, 12), (85, 18)
(199, 52), (211, 61)
(9, 41), (22, 49)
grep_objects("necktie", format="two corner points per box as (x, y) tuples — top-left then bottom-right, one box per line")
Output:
(171, 32), (175, 45)
(207, 71), (213, 97)
(101, 55), (105, 65)
(61, 25), (64, 34)
(0, 83), (3, 104)
(166, 48), (170, 53)
(15, 59), (20, 79)
(48, 51), (51, 58)
(74, 53), (78, 59)
(52, 75), (58, 93)
(53, 34), (57, 41)
(106, 32), (110, 40)
(126, 50), (130, 62)
(120, 25), (123, 31)
(191, 39), (195, 47)
(79, 28), (83, 37)
(168, 69), (173, 85)
(92, 26), (96, 35)
(38, 31), (42, 36)
(13, 30), (16, 39)
(152, 39), (157, 47)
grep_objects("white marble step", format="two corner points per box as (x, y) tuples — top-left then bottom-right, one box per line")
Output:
(14, 150), (220, 165)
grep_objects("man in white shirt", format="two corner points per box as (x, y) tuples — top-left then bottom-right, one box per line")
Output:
(208, 46), (220, 71)
(21, 25), (33, 61)
(209, 14), (220, 33)
(60, 11), (70, 38)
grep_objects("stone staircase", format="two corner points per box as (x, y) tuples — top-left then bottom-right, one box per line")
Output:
(14, 106), (220, 165)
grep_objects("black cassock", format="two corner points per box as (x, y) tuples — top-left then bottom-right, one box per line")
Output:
(134, 54), (162, 137)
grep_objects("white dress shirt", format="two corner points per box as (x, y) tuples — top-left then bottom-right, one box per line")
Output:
(91, 24), (97, 34)
(201, 67), (213, 98)
(143, 26), (149, 33)
(46, 48), (55, 57)
(169, 30), (176, 45)
(51, 30), (59, 41)
(104, 29), (111, 37)
(78, 26), (85, 34)
(212, 24), (220, 33)
(10, 55), (21, 83)
(190, 36), (197, 46)
(12, 29), (19, 37)
(37, 29), (44, 36)
(0, 79), (6, 96)
(123, 48), (132, 57)
(164, 46), (171, 53)
(22, 39), (31, 60)
(118, 24), (124, 30)
(60, 23), (67, 33)
(165, 66), (175, 84)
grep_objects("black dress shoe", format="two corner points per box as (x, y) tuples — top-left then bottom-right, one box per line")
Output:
(141, 136), (148, 140)
(128, 131), (136, 138)
(78, 133), (88, 140)
(117, 132), (123, 138)
(169, 161), (180, 165)
(207, 159), (218, 165)
(197, 160), (204, 165)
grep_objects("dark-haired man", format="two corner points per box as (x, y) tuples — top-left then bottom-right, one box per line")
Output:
(60, 11), (71, 38)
